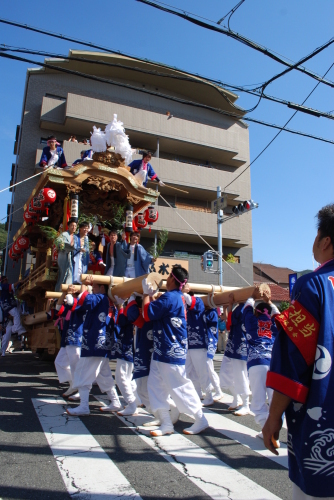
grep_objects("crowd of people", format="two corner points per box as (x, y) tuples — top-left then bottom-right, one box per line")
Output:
(54, 220), (156, 292)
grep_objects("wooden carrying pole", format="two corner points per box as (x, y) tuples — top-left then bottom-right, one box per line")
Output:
(200, 286), (255, 308)
(23, 311), (48, 326)
(45, 292), (63, 298)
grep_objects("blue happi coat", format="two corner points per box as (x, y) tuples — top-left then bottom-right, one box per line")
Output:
(126, 300), (153, 379)
(114, 307), (134, 362)
(144, 289), (188, 365)
(204, 308), (219, 359)
(47, 306), (68, 348)
(267, 258), (334, 498)
(187, 296), (206, 349)
(79, 291), (113, 357)
(224, 303), (247, 361)
(39, 146), (67, 168)
(0, 283), (17, 315)
(129, 159), (159, 187)
(243, 298), (276, 370)
(64, 299), (85, 347)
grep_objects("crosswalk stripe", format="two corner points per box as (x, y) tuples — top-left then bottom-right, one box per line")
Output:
(203, 408), (288, 469)
(217, 390), (288, 429)
(94, 395), (283, 500)
(32, 397), (142, 500)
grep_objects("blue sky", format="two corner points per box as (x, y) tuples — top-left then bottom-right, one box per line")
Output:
(0, 0), (333, 272)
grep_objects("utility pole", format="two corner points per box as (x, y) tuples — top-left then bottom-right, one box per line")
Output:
(217, 186), (223, 286)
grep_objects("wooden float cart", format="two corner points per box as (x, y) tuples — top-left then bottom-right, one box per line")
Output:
(16, 151), (159, 356)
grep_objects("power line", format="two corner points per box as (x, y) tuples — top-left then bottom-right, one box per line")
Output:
(3, 45), (332, 119)
(1, 51), (333, 145)
(1, 19), (334, 118)
(136, 0), (334, 89)
(217, 0), (246, 27)
(223, 61), (334, 191)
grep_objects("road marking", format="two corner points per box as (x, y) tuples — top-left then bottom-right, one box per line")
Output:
(95, 395), (283, 500)
(203, 408), (288, 468)
(217, 391), (288, 429)
(32, 397), (142, 500)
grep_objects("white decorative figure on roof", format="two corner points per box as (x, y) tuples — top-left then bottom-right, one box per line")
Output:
(90, 126), (107, 152)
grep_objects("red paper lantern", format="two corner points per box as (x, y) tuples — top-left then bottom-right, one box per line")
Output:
(144, 206), (159, 232)
(16, 236), (29, 251)
(9, 247), (21, 262)
(13, 241), (23, 254)
(40, 188), (56, 205)
(24, 211), (37, 226)
(134, 212), (147, 231)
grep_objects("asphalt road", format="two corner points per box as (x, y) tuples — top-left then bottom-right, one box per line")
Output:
(0, 352), (291, 500)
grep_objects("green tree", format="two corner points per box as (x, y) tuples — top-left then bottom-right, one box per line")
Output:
(0, 223), (8, 250)
(278, 300), (290, 312)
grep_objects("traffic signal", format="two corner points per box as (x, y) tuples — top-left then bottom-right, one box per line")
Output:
(201, 251), (214, 272)
(232, 200), (259, 215)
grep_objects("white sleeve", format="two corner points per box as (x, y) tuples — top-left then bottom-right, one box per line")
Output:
(270, 304), (280, 316)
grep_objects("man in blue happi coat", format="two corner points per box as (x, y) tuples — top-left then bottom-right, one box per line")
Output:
(66, 275), (119, 416)
(129, 151), (165, 188)
(263, 204), (334, 500)
(142, 265), (209, 436)
(39, 135), (67, 169)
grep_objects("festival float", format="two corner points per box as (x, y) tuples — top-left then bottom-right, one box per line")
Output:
(12, 115), (161, 356)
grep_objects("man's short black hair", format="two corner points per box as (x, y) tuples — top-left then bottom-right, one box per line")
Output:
(100, 283), (108, 294)
(316, 204), (334, 249)
(171, 264), (189, 285)
(142, 151), (152, 159)
(255, 302), (272, 316)
(79, 221), (89, 229)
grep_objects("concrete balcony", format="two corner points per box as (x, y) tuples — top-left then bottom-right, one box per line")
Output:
(40, 93), (249, 168)
(35, 141), (91, 168)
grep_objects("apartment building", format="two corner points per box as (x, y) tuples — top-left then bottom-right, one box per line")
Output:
(7, 51), (253, 286)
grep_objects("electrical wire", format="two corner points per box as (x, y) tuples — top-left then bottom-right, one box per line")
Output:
(217, 0), (246, 27)
(136, 0), (334, 89)
(1, 18), (334, 116)
(223, 61), (334, 191)
(1, 51), (333, 145)
(1, 205), (25, 222)
(159, 194), (251, 286)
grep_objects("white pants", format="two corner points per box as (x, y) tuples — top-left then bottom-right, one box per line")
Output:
(9, 307), (26, 335)
(1, 324), (13, 355)
(293, 483), (334, 500)
(186, 349), (212, 395)
(115, 359), (136, 404)
(207, 358), (221, 393)
(54, 346), (81, 385)
(220, 356), (250, 398)
(248, 364), (272, 427)
(73, 357), (116, 394)
(148, 359), (202, 415)
(125, 267), (136, 278)
(219, 355), (233, 390)
(135, 376), (152, 412)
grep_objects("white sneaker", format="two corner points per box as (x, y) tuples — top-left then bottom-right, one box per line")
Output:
(100, 402), (122, 413)
(68, 392), (80, 401)
(234, 405), (251, 416)
(66, 405), (90, 416)
(183, 414), (209, 435)
(117, 401), (138, 416)
(202, 396), (214, 407)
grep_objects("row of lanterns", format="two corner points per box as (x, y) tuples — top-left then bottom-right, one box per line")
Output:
(125, 205), (159, 236)
(23, 188), (57, 225)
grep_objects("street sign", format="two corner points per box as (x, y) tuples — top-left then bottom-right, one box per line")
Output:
(211, 196), (228, 214)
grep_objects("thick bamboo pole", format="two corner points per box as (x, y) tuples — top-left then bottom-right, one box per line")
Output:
(200, 286), (256, 308)
(108, 272), (163, 299)
(23, 311), (48, 326)
(45, 292), (63, 298)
